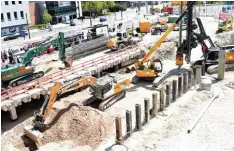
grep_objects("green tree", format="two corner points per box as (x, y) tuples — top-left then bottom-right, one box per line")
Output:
(82, 1), (104, 26)
(102, 1), (116, 18)
(43, 10), (52, 24)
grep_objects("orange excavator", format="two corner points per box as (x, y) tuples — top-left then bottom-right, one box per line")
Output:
(24, 73), (130, 145)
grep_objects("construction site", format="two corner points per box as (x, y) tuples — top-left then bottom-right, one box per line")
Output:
(1, 1), (234, 151)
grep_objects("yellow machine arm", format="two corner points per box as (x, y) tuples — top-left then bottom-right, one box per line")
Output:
(43, 82), (62, 117)
(33, 76), (97, 128)
(137, 1), (195, 67)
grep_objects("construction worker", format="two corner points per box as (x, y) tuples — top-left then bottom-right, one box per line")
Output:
(48, 45), (54, 54)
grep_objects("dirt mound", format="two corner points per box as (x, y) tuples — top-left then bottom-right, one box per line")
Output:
(156, 42), (177, 60)
(215, 31), (234, 45)
(41, 104), (113, 148)
(1, 117), (33, 151)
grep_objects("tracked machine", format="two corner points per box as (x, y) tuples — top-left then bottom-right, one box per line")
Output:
(89, 73), (130, 111)
(24, 76), (96, 144)
(24, 73), (130, 144)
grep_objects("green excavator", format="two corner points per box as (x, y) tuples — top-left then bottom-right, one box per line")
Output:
(1, 32), (72, 87)
(1, 25), (111, 88)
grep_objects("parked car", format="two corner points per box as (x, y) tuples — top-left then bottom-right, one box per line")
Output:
(3, 34), (20, 41)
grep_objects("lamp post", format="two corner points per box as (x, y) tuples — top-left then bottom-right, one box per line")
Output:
(25, 13), (31, 39)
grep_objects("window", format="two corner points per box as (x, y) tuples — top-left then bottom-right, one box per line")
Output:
(12, 1), (15, 5)
(19, 1), (22, 4)
(5, 1), (8, 5)
(7, 12), (11, 21)
(1, 13), (4, 22)
(14, 12), (17, 20)
(20, 11), (24, 19)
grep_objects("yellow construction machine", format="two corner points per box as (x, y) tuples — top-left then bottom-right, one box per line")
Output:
(216, 17), (234, 34)
(89, 73), (130, 110)
(24, 73), (130, 144)
(132, 1), (196, 84)
(24, 76), (96, 144)
(106, 30), (141, 51)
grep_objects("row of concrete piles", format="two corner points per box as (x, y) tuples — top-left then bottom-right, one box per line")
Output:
(115, 66), (203, 144)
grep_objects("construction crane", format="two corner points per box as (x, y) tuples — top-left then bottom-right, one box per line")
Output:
(24, 73), (130, 144)
(132, 1), (196, 83)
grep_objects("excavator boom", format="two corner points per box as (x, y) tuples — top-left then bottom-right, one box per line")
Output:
(140, 1), (196, 64)
(24, 76), (97, 145)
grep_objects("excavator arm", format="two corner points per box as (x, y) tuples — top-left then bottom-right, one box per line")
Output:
(32, 76), (96, 130)
(137, 1), (196, 67)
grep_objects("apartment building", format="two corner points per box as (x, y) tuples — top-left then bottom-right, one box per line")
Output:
(1, 1), (30, 37)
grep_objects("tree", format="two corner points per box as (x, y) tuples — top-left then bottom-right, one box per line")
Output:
(82, 1), (103, 26)
(102, 1), (116, 18)
(43, 10), (52, 24)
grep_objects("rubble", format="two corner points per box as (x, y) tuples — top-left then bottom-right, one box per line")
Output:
(215, 31), (234, 46)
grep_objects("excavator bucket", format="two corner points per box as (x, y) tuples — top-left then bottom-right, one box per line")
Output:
(64, 56), (73, 68)
(24, 125), (43, 146)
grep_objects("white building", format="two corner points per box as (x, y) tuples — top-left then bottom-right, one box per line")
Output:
(1, 1), (30, 37)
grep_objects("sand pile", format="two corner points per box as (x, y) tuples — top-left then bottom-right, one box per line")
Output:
(41, 104), (113, 149)
(1, 103), (113, 151)
(143, 42), (177, 60)
(1, 117), (34, 151)
(156, 42), (177, 60)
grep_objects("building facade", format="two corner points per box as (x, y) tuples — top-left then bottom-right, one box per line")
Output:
(45, 1), (76, 24)
(1, 1), (30, 37)
(28, 2), (40, 26)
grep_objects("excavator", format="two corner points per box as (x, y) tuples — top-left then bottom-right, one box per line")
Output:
(24, 73), (130, 144)
(2, 25), (111, 87)
(1, 32), (78, 87)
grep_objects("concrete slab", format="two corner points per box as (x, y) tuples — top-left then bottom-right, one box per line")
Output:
(1, 100), (14, 111)
(26, 88), (44, 100)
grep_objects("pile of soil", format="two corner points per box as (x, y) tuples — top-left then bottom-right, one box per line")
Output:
(1, 103), (113, 151)
(156, 42), (177, 60)
(41, 104), (113, 149)
(1, 117), (34, 151)
(215, 31), (234, 45)
(143, 42), (177, 61)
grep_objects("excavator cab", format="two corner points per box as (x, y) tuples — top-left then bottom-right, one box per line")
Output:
(90, 73), (130, 111)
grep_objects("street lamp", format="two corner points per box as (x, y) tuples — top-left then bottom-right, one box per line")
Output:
(25, 13), (31, 39)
